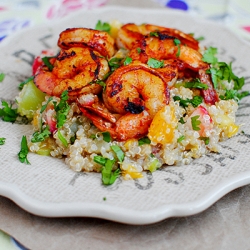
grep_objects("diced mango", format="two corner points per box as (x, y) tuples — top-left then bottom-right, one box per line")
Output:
(109, 20), (122, 39)
(148, 105), (177, 144)
(122, 165), (143, 179)
(217, 115), (239, 137)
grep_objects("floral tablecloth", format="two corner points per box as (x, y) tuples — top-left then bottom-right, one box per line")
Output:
(0, 0), (250, 42)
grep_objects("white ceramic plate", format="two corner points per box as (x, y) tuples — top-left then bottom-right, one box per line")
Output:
(0, 6), (250, 225)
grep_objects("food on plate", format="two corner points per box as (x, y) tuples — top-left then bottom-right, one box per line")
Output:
(6, 20), (249, 185)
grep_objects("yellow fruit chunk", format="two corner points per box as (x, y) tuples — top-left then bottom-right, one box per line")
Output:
(217, 115), (239, 137)
(109, 20), (122, 39)
(17, 80), (46, 119)
(122, 165), (144, 180)
(148, 105), (177, 144)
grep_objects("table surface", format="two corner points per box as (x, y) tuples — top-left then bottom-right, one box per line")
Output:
(1, 0), (250, 249)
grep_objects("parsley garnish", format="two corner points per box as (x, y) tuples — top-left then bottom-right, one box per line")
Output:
(57, 129), (68, 147)
(19, 76), (34, 90)
(196, 36), (205, 41)
(177, 135), (185, 143)
(91, 79), (106, 90)
(95, 20), (111, 33)
(102, 131), (111, 142)
(149, 31), (159, 37)
(40, 97), (53, 113)
(138, 137), (151, 146)
(54, 91), (70, 128)
(42, 56), (54, 71)
(199, 136), (210, 145)
(0, 137), (6, 145)
(31, 126), (51, 143)
(0, 73), (5, 82)
(136, 48), (142, 54)
(173, 95), (203, 108)
(123, 57), (132, 65)
(184, 78), (208, 90)
(94, 156), (120, 185)
(110, 145), (124, 162)
(202, 47), (218, 65)
(191, 115), (201, 131)
(179, 117), (186, 124)
(18, 136), (30, 164)
(147, 58), (164, 68)
(174, 38), (181, 57)
(219, 89), (249, 102)
(108, 57), (123, 71)
(0, 101), (18, 122)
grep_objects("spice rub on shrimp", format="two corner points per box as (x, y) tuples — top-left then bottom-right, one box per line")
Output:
(79, 62), (176, 141)
(34, 47), (109, 98)
(58, 28), (115, 58)
(116, 23), (199, 50)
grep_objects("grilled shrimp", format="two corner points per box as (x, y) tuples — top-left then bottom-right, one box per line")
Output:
(34, 47), (109, 97)
(79, 62), (177, 141)
(116, 23), (199, 50)
(58, 28), (115, 58)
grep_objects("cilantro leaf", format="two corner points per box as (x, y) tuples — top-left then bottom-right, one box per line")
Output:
(108, 57), (123, 71)
(184, 78), (208, 90)
(102, 132), (111, 142)
(138, 137), (151, 146)
(191, 115), (201, 131)
(0, 101), (18, 122)
(136, 47), (142, 54)
(0, 73), (5, 82)
(0, 137), (6, 145)
(40, 97), (53, 113)
(18, 135), (30, 164)
(149, 31), (159, 37)
(177, 135), (185, 143)
(199, 136), (210, 145)
(42, 56), (54, 71)
(202, 47), (218, 65)
(147, 58), (164, 68)
(31, 126), (51, 143)
(219, 89), (249, 102)
(124, 57), (132, 65)
(111, 145), (124, 162)
(174, 38), (181, 57)
(95, 20), (111, 33)
(173, 95), (203, 108)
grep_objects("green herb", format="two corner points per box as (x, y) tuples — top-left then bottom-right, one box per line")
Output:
(179, 117), (186, 124)
(102, 131), (111, 143)
(0, 101), (18, 122)
(147, 58), (164, 68)
(94, 156), (120, 185)
(90, 134), (98, 140)
(108, 57), (123, 71)
(103, 197), (107, 201)
(196, 36), (205, 41)
(174, 38), (181, 57)
(191, 115), (201, 131)
(95, 20), (111, 33)
(18, 136), (30, 164)
(177, 135), (185, 143)
(0, 73), (5, 82)
(42, 56), (54, 71)
(219, 89), (249, 102)
(123, 57), (132, 65)
(184, 79), (208, 90)
(111, 145), (124, 162)
(173, 95), (203, 108)
(31, 126), (51, 143)
(57, 129), (68, 147)
(0, 137), (6, 145)
(54, 91), (70, 128)
(199, 136), (210, 145)
(91, 79), (106, 90)
(138, 137), (151, 146)
(149, 31), (159, 37)
(202, 47), (218, 65)
(70, 135), (76, 144)
(40, 97), (53, 113)
(19, 76), (34, 90)
(136, 47), (142, 54)
(148, 158), (160, 173)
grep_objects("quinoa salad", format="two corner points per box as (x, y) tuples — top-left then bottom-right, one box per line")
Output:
(2, 20), (248, 185)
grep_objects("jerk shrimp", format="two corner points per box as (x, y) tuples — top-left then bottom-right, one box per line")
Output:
(79, 62), (177, 141)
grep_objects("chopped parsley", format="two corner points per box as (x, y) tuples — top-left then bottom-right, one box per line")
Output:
(177, 135), (185, 143)
(173, 95), (203, 108)
(94, 156), (120, 185)
(179, 117), (186, 124)
(149, 31), (159, 37)
(108, 57), (123, 71)
(191, 115), (201, 131)
(0, 137), (6, 145)
(31, 126), (51, 143)
(40, 97), (53, 113)
(42, 56), (54, 71)
(0, 101), (18, 122)
(138, 137), (151, 146)
(95, 20), (111, 33)
(196, 36), (205, 41)
(54, 91), (70, 128)
(123, 56), (132, 65)
(184, 78), (208, 90)
(102, 131), (111, 143)
(111, 145), (124, 162)
(19, 76), (34, 90)
(18, 135), (30, 164)
(202, 47), (218, 65)
(219, 89), (249, 102)
(91, 79), (106, 90)
(199, 136), (210, 145)
(174, 38), (181, 57)
(0, 73), (5, 82)
(147, 58), (164, 68)
(57, 129), (68, 147)
(136, 47), (142, 54)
